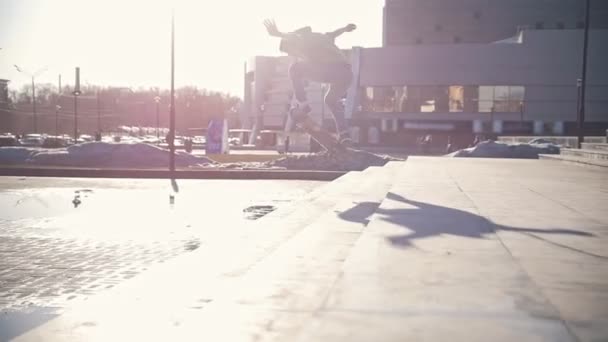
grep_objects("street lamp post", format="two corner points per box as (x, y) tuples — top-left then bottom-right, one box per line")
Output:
(577, 0), (591, 148)
(154, 96), (161, 139)
(519, 102), (525, 131)
(97, 90), (101, 136)
(169, 10), (176, 172)
(14, 65), (47, 133)
(55, 105), (61, 137)
(72, 67), (81, 143)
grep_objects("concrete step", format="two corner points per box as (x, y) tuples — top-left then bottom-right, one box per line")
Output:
(539, 154), (608, 169)
(560, 148), (608, 160)
(581, 143), (608, 151)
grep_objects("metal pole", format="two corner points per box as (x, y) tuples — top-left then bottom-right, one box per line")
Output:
(74, 94), (78, 143)
(55, 106), (60, 137)
(519, 102), (524, 131)
(321, 85), (325, 129)
(58, 74), (62, 93)
(577, 0), (590, 149)
(156, 101), (160, 138)
(31, 76), (37, 133)
(97, 90), (101, 134)
(169, 10), (176, 172)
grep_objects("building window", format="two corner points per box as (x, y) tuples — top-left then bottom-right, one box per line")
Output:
(478, 86), (494, 112)
(400, 86), (449, 113)
(362, 86), (407, 113)
(449, 86), (464, 112)
(556, 22), (565, 29)
(478, 86), (525, 112)
(361, 86), (524, 113)
(535, 22), (544, 29)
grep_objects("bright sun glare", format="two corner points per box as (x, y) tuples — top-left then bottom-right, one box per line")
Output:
(0, 0), (382, 96)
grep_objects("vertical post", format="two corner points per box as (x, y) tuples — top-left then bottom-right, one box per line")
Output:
(31, 76), (37, 133)
(58, 74), (62, 93)
(97, 90), (101, 134)
(321, 84), (325, 129)
(519, 102), (524, 131)
(490, 106), (495, 135)
(55, 105), (60, 137)
(73, 67), (81, 143)
(74, 94), (78, 142)
(156, 101), (160, 138)
(578, 0), (590, 148)
(169, 10), (176, 172)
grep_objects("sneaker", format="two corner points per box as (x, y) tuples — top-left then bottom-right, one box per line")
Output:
(338, 131), (353, 146)
(289, 104), (312, 123)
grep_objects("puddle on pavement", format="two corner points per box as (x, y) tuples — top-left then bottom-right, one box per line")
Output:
(243, 205), (277, 220)
(0, 307), (62, 341)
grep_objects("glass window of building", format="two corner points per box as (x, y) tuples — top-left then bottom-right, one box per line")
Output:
(493, 86), (510, 112)
(449, 86), (464, 112)
(393, 86), (408, 112)
(477, 86), (525, 112)
(508, 86), (525, 112)
(361, 86), (408, 112)
(478, 86), (494, 112)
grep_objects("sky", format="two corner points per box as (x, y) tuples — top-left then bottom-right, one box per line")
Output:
(0, 0), (384, 97)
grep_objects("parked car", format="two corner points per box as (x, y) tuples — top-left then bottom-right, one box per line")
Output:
(0, 135), (20, 147)
(19, 134), (45, 147)
(42, 136), (69, 148)
(79, 134), (94, 142)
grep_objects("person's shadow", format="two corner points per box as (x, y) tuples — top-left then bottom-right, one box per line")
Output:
(338, 192), (603, 257)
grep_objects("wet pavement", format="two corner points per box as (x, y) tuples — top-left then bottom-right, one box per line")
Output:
(0, 177), (322, 332)
(3, 158), (608, 341)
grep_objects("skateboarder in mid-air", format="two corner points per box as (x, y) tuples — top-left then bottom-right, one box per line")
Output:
(264, 19), (356, 145)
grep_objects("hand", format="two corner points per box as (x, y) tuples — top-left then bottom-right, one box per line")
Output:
(264, 19), (283, 37)
(345, 23), (357, 32)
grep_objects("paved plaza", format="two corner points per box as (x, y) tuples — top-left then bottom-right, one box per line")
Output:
(1, 158), (607, 341)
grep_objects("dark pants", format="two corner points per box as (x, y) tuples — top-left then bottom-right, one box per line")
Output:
(289, 61), (352, 134)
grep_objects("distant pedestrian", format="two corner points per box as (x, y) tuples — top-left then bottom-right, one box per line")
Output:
(422, 134), (432, 154)
(471, 135), (481, 147)
(445, 136), (453, 154)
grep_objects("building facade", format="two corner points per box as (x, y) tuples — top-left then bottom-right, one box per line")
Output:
(383, 0), (608, 46)
(244, 2), (608, 149)
(351, 29), (608, 147)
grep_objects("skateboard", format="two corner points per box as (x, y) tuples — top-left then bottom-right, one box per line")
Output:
(289, 106), (347, 153)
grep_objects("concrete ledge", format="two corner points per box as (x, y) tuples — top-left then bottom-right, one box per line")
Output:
(498, 136), (607, 147)
(0, 166), (345, 181)
(539, 154), (608, 169)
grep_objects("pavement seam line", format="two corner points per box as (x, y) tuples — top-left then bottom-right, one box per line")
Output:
(453, 172), (582, 342)
(525, 186), (606, 227)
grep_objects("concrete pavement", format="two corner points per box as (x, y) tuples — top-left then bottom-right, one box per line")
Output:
(5, 158), (608, 341)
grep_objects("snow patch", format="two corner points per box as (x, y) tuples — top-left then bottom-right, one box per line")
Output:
(449, 140), (560, 159)
(0, 142), (215, 168)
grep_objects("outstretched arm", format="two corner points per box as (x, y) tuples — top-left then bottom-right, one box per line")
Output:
(264, 19), (287, 38)
(327, 23), (356, 39)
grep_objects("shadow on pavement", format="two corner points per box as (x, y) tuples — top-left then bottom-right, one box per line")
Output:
(338, 191), (596, 252)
